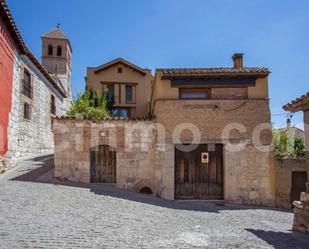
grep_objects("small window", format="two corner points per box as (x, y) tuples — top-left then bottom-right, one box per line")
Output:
(22, 70), (32, 98)
(179, 89), (210, 99)
(126, 85), (133, 103)
(57, 46), (62, 56)
(23, 102), (31, 120)
(117, 67), (122, 73)
(107, 84), (114, 100)
(48, 45), (53, 55)
(50, 95), (56, 114)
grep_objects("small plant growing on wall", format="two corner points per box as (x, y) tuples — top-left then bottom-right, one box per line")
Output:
(68, 89), (113, 119)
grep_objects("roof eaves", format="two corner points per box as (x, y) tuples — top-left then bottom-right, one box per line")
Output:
(93, 58), (147, 75)
(0, 0), (67, 98)
(283, 92), (309, 112)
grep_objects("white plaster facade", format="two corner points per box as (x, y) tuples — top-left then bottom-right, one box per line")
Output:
(7, 54), (70, 161)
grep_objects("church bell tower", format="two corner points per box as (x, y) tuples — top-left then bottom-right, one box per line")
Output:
(41, 25), (73, 105)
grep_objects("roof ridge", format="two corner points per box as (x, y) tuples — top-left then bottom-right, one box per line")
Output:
(92, 58), (148, 75)
(41, 27), (68, 39)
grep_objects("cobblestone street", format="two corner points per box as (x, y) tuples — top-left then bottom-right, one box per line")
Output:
(0, 155), (308, 249)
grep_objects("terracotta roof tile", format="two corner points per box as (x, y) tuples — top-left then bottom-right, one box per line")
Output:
(54, 116), (153, 121)
(158, 67), (270, 78)
(42, 27), (68, 40)
(89, 58), (149, 75)
(0, 0), (66, 97)
(41, 27), (72, 52)
(283, 92), (309, 112)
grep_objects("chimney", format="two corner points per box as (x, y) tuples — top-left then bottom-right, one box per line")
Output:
(232, 53), (244, 69)
(287, 118), (291, 129)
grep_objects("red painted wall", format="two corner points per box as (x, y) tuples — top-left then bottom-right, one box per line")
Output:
(0, 17), (15, 156)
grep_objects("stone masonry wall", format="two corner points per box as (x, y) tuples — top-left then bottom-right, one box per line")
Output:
(7, 55), (67, 161)
(53, 119), (174, 199)
(54, 114), (276, 205)
(274, 158), (307, 208)
(154, 99), (275, 205)
(224, 145), (275, 206)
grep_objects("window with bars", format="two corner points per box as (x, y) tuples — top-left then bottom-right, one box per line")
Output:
(22, 70), (32, 98)
(23, 102), (31, 120)
(50, 95), (56, 114)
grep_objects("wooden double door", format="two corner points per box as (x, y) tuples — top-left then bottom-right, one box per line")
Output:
(175, 144), (223, 199)
(90, 145), (116, 183)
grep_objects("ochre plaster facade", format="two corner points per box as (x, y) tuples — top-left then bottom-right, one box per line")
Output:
(86, 59), (153, 118)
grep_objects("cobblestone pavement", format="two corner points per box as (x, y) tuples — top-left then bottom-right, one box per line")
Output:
(0, 155), (309, 249)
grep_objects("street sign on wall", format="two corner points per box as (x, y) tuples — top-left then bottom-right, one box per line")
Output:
(201, 152), (209, 164)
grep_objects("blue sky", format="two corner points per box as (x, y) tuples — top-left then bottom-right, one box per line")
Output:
(7, 0), (309, 128)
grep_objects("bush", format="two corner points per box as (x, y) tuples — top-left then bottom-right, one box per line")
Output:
(294, 137), (305, 157)
(68, 89), (113, 119)
(273, 130), (305, 158)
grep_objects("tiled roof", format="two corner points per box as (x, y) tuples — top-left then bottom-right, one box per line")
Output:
(158, 67), (270, 78)
(41, 27), (72, 51)
(283, 92), (309, 112)
(89, 58), (150, 75)
(54, 116), (153, 121)
(42, 27), (68, 40)
(0, 0), (66, 97)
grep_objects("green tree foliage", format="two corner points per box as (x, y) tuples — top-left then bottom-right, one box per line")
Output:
(294, 137), (305, 157)
(273, 130), (305, 158)
(68, 89), (113, 119)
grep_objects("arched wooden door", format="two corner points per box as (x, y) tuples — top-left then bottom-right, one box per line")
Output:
(90, 145), (116, 183)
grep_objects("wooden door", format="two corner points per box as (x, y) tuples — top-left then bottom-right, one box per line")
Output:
(290, 171), (307, 205)
(90, 145), (116, 183)
(175, 144), (223, 199)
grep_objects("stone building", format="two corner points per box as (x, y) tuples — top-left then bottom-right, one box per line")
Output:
(275, 118), (304, 139)
(54, 53), (276, 206)
(86, 58), (153, 118)
(275, 158), (307, 208)
(283, 92), (309, 233)
(0, 0), (17, 157)
(0, 0), (72, 164)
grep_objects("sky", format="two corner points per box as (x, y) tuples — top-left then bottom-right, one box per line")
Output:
(6, 0), (309, 129)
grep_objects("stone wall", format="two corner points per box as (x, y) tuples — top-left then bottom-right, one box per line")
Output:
(224, 145), (275, 206)
(54, 113), (276, 205)
(274, 158), (307, 208)
(53, 118), (174, 199)
(7, 55), (68, 161)
(154, 99), (275, 205)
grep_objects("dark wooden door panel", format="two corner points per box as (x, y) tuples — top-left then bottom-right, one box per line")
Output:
(90, 145), (116, 183)
(175, 144), (223, 199)
(290, 171), (307, 205)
